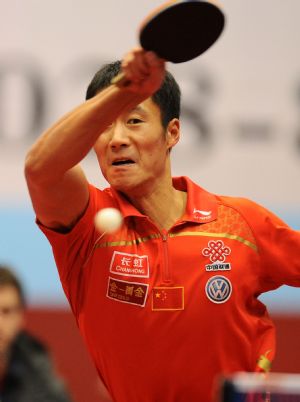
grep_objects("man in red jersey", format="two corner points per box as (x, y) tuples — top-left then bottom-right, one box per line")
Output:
(25, 48), (300, 402)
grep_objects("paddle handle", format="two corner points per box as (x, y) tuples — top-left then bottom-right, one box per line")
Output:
(111, 72), (132, 87)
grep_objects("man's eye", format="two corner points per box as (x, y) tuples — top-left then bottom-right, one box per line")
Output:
(127, 118), (142, 124)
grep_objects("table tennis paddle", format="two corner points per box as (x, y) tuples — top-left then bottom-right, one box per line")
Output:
(111, 0), (225, 87)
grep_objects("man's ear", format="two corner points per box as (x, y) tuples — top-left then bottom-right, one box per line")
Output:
(166, 118), (180, 150)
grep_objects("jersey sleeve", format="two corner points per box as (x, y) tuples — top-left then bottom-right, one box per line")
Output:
(37, 184), (105, 316)
(231, 197), (300, 290)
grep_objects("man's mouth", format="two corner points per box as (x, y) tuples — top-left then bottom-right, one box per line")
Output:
(112, 159), (135, 166)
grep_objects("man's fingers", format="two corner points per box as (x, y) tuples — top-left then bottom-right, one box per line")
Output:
(144, 51), (165, 68)
(118, 48), (166, 96)
(122, 48), (148, 81)
(122, 48), (164, 83)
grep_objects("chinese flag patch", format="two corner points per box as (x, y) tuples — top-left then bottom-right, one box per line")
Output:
(152, 286), (184, 311)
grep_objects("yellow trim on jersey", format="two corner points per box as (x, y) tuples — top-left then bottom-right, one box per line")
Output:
(169, 231), (257, 252)
(94, 231), (257, 251)
(95, 233), (160, 249)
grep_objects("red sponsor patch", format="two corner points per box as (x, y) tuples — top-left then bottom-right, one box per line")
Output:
(107, 277), (148, 307)
(152, 287), (184, 311)
(109, 251), (149, 278)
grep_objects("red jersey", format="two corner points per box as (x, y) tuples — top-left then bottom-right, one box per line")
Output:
(38, 176), (300, 402)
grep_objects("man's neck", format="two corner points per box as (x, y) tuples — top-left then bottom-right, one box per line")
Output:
(128, 178), (187, 231)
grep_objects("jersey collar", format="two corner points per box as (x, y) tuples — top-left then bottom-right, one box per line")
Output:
(172, 176), (217, 224)
(109, 176), (218, 224)
(109, 188), (145, 219)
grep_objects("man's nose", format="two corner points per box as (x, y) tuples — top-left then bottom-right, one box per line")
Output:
(109, 122), (130, 149)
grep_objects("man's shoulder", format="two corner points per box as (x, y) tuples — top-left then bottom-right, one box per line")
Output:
(214, 193), (289, 237)
(215, 193), (274, 223)
(8, 331), (71, 401)
(184, 176), (263, 216)
(88, 183), (113, 199)
(216, 194), (260, 211)
(88, 183), (120, 209)
(182, 176), (281, 227)
(12, 330), (49, 362)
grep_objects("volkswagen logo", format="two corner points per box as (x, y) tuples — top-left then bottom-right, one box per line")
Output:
(205, 275), (232, 304)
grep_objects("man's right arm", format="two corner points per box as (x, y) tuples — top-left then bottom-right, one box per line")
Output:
(24, 49), (165, 231)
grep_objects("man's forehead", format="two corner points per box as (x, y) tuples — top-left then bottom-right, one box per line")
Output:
(0, 285), (21, 301)
(129, 98), (160, 114)
(130, 105), (146, 113)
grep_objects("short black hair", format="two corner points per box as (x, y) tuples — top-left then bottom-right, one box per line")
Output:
(85, 61), (181, 128)
(0, 265), (26, 307)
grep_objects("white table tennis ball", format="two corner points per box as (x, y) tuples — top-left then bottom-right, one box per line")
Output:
(94, 208), (123, 233)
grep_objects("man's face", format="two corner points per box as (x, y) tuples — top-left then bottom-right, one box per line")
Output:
(0, 285), (24, 356)
(94, 98), (179, 196)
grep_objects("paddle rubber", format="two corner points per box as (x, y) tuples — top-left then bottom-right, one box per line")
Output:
(139, 1), (225, 63)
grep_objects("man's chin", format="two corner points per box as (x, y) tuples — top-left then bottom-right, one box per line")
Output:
(111, 181), (150, 199)
(109, 176), (138, 192)
(111, 182), (136, 194)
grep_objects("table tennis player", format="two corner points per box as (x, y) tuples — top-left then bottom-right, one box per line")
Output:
(24, 46), (300, 402)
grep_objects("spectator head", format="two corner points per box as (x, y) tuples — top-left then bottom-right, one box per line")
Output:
(0, 265), (25, 357)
